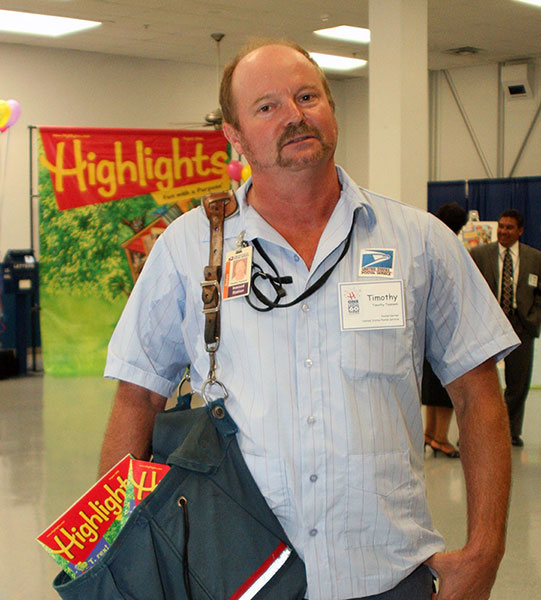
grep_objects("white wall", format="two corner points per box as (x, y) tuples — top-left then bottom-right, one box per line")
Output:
(338, 77), (370, 188)
(0, 43), (218, 257)
(431, 60), (541, 181)
(336, 59), (541, 188)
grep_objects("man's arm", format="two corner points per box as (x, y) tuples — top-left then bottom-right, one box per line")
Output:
(425, 358), (511, 600)
(98, 380), (167, 477)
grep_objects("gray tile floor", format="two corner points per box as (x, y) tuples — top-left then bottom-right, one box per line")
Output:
(1, 373), (540, 599)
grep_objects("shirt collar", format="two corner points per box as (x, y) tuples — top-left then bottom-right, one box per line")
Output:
(498, 240), (519, 257)
(198, 165), (375, 245)
(336, 166), (376, 227)
(200, 165), (375, 243)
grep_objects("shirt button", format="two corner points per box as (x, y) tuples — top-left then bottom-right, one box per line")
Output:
(310, 474), (318, 482)
(304, 358), (313, 368)
(309, 528), (318, 537)
(307, 416), (316, 425)
(294, 255), (300, 262)
(301, 303), (310, 312)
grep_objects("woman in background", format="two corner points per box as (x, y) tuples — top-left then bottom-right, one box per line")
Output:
(423, 202), (468, 458)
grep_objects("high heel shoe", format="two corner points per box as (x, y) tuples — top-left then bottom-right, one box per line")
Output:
(424, 434), (433, 451)
(429, 439), (460, 459)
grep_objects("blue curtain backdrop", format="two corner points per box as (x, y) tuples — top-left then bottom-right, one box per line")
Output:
(428, 177), (540, 250)
(468, 177), (541, 249)
(427, 181), (467, 215)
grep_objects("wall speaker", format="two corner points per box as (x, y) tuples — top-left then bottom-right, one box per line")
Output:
(501, 62), (534, 100)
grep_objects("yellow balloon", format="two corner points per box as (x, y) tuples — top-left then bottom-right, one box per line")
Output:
(241, 164), (252, 181)
(0, 100), (11, 128)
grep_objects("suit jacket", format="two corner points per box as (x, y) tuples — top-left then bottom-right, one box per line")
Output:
(470, 241), (541, 338)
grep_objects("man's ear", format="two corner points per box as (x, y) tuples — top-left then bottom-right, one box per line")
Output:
(222, 122), (244, 155)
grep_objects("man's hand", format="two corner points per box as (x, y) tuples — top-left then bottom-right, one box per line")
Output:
(426, 546), (502, 600)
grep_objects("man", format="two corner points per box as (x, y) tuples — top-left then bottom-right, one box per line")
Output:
(470, 209), (541, 447)
(100, 41), (519, 600)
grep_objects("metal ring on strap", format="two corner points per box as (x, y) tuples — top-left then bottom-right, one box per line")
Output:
(201, 378), (229, 405)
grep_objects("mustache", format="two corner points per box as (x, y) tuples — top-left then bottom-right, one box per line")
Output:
(278, 122), (322, 148)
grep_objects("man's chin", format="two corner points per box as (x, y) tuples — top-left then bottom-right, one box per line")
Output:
(277, 146), (333, 169)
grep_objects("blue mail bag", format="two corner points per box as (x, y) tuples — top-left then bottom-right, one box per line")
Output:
(53, 398), (307, 600)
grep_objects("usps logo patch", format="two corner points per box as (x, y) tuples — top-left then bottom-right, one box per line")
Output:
(359, 249), (395, 277)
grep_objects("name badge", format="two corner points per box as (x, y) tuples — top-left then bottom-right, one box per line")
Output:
(223, 246), (252, 299)
(339, 280), (406, 331)
(528, 273), (538, 288)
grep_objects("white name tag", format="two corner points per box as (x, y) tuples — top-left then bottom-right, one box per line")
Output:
(528, 273), (538, 288)
(339, 280), (406, 331)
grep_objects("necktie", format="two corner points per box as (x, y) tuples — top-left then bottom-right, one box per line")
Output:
(500, 248), (513, 315)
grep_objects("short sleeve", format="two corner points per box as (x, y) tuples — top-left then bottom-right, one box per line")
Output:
(424, 217), (519, 386)
(104, 231), (190, 397)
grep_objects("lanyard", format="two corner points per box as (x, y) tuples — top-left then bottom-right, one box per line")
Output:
(246, 213), (357, 312)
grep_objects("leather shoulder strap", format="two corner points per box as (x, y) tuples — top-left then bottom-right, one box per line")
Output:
(200, 190), (238, 351)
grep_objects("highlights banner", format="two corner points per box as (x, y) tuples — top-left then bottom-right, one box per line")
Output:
(38, 127), (230, 376)
(39, 127), (229, 210)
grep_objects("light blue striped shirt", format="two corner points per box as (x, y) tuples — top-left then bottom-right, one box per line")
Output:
(105, 166), (519, 599)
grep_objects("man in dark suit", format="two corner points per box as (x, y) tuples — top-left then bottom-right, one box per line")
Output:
(471, 209), (541, 446)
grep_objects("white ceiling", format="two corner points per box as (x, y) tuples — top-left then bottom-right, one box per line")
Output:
(1, 0), (541, 77)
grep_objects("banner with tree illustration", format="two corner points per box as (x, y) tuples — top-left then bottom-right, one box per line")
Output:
(38, 127), (230, 376)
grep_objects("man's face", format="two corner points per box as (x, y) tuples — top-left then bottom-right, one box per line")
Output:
(497, 216), (523, 248)
(223, 45), (338, 173)
(233, 259), (246, 279)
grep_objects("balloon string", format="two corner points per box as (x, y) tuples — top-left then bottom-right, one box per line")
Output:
(0, 128), (10, 253)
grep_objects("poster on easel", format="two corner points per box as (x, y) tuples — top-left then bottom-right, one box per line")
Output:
(460, 218), (498, 251)
(38, 127), (230, 376)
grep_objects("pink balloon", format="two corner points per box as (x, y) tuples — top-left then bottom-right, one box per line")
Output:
(226, 160), (243, 182)
(6, 99), (21, 128)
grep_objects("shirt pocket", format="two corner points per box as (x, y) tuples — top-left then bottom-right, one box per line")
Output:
(242, 453), (292, 525)
(340, 325), (413, 379)
(345, 450), (412, 549)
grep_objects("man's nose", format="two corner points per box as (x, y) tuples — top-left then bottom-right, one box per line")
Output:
(283, 99), (304, 125)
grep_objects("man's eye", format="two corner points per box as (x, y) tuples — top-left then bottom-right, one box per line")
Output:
(258, 105), (271, 113)
(300, 94), (313, 102)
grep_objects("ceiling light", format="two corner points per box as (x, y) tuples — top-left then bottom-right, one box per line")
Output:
(444, 46), (482, 56)
(513, 0), (541, 7)
(314, 25), (370, 44)
(310, 52), (367, 71)
(0, 9), (102, 37)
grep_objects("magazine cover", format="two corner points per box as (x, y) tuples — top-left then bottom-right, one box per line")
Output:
(37, 455), (131, 579)
(121, 458), (170, 526)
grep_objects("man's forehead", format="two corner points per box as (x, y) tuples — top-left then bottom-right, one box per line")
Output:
(235, 44), (318, 82)
(499, 217), (520, 227)
(241, 44), (306, 65)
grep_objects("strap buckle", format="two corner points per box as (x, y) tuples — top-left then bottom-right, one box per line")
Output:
(202, 190), (238, 219)
(200, 279), (221, 314)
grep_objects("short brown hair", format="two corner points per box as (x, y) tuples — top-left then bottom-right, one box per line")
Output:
(499, 209), (524, 229)
(219, 38), (336, 129)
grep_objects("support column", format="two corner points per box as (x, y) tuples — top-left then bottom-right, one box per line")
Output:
(368, 0), (428, 209)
